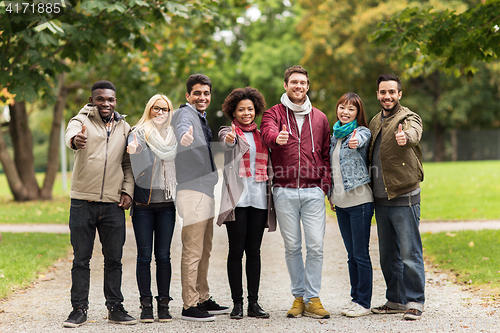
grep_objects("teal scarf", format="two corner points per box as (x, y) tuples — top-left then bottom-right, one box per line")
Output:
(333, 120), (357, 139)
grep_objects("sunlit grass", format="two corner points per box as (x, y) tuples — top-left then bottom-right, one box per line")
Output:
(328, 160), (500, 221)
(422, 229), (500, 290)
(0, 232), (71, 299)
(0, 173), (70, 224)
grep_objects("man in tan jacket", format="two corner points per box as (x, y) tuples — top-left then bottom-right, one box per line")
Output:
(63, 80), (136, 328)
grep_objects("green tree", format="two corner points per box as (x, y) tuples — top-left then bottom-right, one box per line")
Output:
(198, 0), (304, 130)
(369, 0), (499, 78)
(0, 0), (245, 200)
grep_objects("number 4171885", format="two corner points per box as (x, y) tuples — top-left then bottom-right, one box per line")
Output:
(5, 2), (62, 14)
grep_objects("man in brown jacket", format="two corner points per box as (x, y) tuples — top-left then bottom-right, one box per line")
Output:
(63, 80), (136, 328)
(368, 74), (425, 321)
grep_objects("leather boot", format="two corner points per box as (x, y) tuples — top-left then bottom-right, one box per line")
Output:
(140, 296), (154, 323)
(156, 296), (172, 322)
(230, 302), (243, 319)
(248, 301), (269, 318)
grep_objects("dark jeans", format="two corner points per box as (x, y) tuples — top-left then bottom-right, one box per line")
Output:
(225, 206), (267, 304)
(132, 204), (176, 298)
(336, 202), (374, 309)
(375, 204), (425, 311)
(69, 199), (126, 308)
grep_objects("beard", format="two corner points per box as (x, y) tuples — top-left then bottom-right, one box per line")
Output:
(380, 100), (399, 113)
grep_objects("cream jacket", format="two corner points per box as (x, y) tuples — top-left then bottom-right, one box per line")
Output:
(65, 104), (134, 202)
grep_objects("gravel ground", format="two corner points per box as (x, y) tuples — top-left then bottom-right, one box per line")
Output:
(1, 218), (500, 332)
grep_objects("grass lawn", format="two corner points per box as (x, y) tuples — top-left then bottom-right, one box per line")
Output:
(0, 173), (70, 224)
(0, 232), (71, 299)
(327, 160), (500, 221)
(422, 229), (500, 292)
(420, 160), (500, 220)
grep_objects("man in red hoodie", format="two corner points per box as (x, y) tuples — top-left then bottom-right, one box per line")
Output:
(261, 65), (331, 319)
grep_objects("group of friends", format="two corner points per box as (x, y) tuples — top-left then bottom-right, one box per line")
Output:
(62, 65), (424, 328)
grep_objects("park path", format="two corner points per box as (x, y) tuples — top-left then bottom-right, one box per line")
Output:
(1, 218), (500, 332)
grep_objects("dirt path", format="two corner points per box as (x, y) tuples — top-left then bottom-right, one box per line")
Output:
(1, 218), (500, 332)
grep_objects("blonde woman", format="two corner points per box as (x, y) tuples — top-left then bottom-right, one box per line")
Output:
(127, 94), (177, 323)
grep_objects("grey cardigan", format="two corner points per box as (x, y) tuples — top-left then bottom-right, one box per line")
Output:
(216, 126), (276, 231)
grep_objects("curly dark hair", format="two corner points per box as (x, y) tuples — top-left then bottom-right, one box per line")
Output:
(222, 87), (266, 120)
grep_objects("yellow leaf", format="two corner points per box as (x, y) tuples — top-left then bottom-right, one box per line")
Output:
(468, 241), (474, 247)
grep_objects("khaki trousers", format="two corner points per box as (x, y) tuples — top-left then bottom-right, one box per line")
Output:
(176, 190), (215, 309)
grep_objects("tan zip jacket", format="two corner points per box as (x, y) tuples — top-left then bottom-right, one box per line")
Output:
(65, 104), (134, 202)
(368, 105), (424, 200)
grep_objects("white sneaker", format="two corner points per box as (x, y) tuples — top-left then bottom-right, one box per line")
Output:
(340, 301), (356, 316)
(345, 303), (371, 317)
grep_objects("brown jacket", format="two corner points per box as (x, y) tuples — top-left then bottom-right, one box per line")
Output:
(368, 105), (424, 200)
(65, 104), (134, 202)
(216, 126), (276, 231)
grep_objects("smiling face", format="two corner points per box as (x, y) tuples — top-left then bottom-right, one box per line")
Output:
(377, 80), (402, 114)
(186, 83), (211, 113)
(284, 73), (309, 105)
(337, 103), (358, 125)
(232, 99), (255, 125)
(89, 89), (116, 118)
(150, 98), (171, 127)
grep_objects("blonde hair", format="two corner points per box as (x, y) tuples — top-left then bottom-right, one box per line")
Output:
(133, 94), (174, 143)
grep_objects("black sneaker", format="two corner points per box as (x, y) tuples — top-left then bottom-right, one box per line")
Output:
(181, 306), (215, 322)
(403, 308), (422, 320)
(108, 303), (138, 325)
(63, 306), (87, 328)
(199, 297), (230, 315)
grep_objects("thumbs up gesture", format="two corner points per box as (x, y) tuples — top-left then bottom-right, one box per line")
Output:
(276, 124), (289, 145)
(127, 133), (139, 154)
(74, 124), (87, 149)
(181, 125), (194, 147)
(395, 123), (407, 146)
(225, 124), (237, 144)
(348, 129), (358, 149)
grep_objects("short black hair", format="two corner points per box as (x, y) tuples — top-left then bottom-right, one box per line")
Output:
(222, 87), (266, 120)
(91, 80), (116, 92)
(377, 74), (401, 91)
(186, 74), (212, 94)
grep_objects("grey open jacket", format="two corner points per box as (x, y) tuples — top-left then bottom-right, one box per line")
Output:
(216, 126), (276, 231)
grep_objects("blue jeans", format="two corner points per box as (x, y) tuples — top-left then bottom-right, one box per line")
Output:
(336, 202), (374, 309)
(132, 204), (176, 298)
(69, 199), (126, 308)
(273, 187), (326, 303)
(375, 204), (425, 311)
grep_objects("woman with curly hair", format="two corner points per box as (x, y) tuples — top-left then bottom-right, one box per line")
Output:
(127, 94), (177, 323)
(217, 87), (276, 320)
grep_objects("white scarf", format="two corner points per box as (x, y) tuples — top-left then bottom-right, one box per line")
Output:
(147, 126), (177, 200)
(280, 93), (312, 116)
(280, 93), (315, 152)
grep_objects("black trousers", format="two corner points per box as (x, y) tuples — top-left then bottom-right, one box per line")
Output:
(225, 206), (267, 303)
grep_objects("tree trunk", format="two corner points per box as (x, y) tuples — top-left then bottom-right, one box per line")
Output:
(41, 74), (73, 199)
(433, 122), (446, 162)
(9, 101), (40, 200)
(0, 126), (27, 200)
(431, 71), (446, 162)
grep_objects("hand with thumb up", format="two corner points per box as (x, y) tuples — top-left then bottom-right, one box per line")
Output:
(395, 123), (407, 146)
(181, 125), (194, 147)
(348, 129), (359, 149)
(73, 124), (87, 149)
(127, 133), (139, 154)
(276, 124), (289, 145)
(225, 124), (237, 144)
